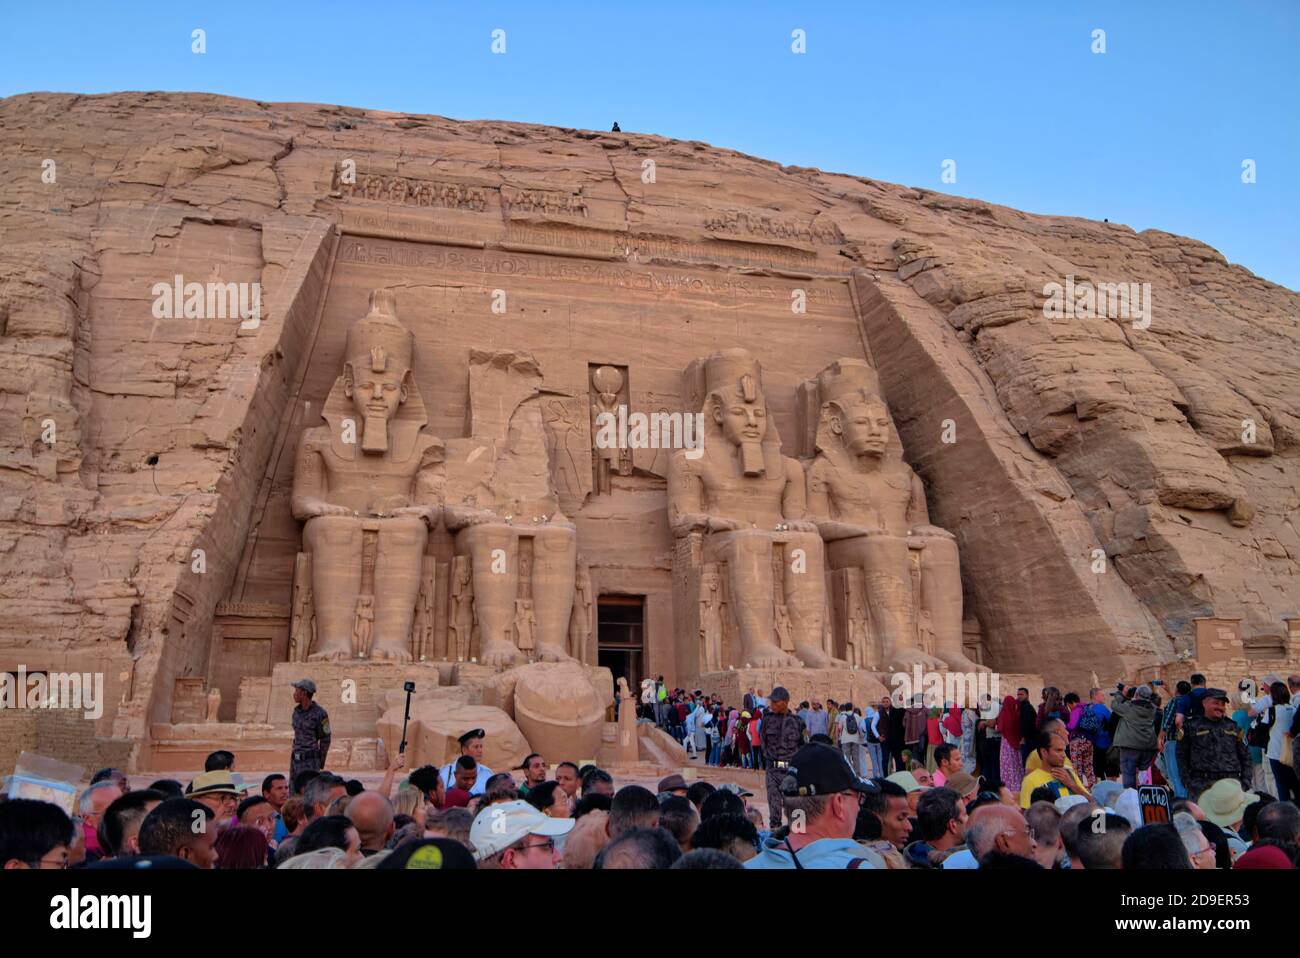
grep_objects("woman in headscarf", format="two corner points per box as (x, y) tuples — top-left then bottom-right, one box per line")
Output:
(997, 694), (1025, 794)
(959, 705), (978, 777)
(1064, 692), (1097, 787)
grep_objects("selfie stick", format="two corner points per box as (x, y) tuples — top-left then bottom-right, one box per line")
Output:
(399, 683), (415, 754)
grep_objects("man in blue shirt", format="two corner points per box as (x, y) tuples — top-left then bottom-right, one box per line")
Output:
(745, 743), (883, 869)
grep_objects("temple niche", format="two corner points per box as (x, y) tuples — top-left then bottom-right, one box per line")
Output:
(799, 359), (987, 675)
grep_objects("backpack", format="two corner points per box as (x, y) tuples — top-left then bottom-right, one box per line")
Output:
(845, 713), (859, 736)
(1248, 708), (1273, 749)
(1078, 704), (1103, 740)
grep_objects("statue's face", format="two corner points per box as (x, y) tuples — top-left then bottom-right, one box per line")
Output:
(713, 391), (767, 447)
(839, 399), (890, 458)
(345, 363), (407, 422)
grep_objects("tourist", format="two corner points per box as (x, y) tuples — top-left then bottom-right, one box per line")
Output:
(1198, 779), (1259, 860)
(997, 693), (1025, 795)
(1072, 813), (1131, 869)
(862, 700), (884, 778)
(655, 797), (700, 854)
(406, 764), (444, 813)
(438, 728), (492, 795)
(749, 705), (764, 769)
(148, 778), (185, 800)
(806, 699), (830, 738)
(516, 753), (547, 797)
(1024, 801), (1064, 869)
(746, 743), (881, 869)
(1110, 683), (1160, 788)
(1020, 731), (1091, 807)
(482, 770), (521, 806)
(1065, 691), (1099, 788)
(886, 769), (927, 814)
(561, 807), (610, 868)
(289, 678), (331, 780)
(524, 780), (575, 818)
(581, 767), (615, 798)
(302, 773), (347, 822)
(185, 770), (241, 830)
(609, 785), (660, 836)
(976, 694), (1002, 789)
(1057, 801), (1094, 869)
(0, 799), (74, 869)
(959, 704), (977, 779)
(686, 781), (716, 813)
(760, 686), (806, 829)
(691, 813), (759, 863)
(902, 698), (926, 769)
(1017, 688), (1039, 767)
(346, 791), (395, 855)
(442, 758), (478, 808)
(1262, 681), (1297, 803)
(470, 799), (573, 869)
(236, 795), (278, 846)
(673, 848), (743, 869)
(932, 742), (963, 787)
(657, 773), (689, 799)
(1173, 811), (1218, 869)
(836, 700), (864, 778)
(214, 825), (269, 869)
(554, 761), (581, 800)
(1254, 801), (1300, 844)
(965, 803), (1037, 867)
(279, 796), (306, 838)
(204, 750), (235, 772)
(137, 799), (219, 869)
(904, 786), (968, 868)
(261, 773), (289, 841)
(425, 807), (474, 849)
(1178, 688), (1252, 801)
(594, 827), (682, 869)
(1157, 680), (1193, 799)
(1121, 824), (1192, 869)
(76, 780), (122, 863)
(99, 789), (164, 859)
(291, 814), (362, 867)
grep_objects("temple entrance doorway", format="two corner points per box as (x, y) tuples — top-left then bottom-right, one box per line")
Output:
(597, 596), (644, 706)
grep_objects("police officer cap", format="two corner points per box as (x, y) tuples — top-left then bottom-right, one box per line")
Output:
(292, 679), (317, 696)
(1204, 688), (1230, 702)
(769, 686), (790, 702)
(457, 728), (486, 746)
(779, 743), (878, 797)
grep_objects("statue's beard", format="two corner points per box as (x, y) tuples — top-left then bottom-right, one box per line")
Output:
(361, 414), (390, 454)
(738, 439), (765, 477)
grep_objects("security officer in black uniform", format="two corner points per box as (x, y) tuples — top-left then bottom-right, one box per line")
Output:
(290, 678), (331, 781)
(1177, 687), (1251, 801)
(760, 686), (806, 829)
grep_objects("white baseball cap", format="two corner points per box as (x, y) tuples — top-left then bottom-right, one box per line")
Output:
(468, 799), (575, 861)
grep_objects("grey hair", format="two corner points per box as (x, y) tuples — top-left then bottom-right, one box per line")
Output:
(1173, 812), (1207, 857)
(79, 780), (119, 814)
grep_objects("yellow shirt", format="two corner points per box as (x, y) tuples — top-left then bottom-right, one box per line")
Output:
(1020, 768), (1073, 808)
(1026, 751), (1087, 790)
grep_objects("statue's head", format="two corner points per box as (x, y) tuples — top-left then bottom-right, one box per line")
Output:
(342, 290), (414, 454)
(711, 371), (768, 448)
(829, 392), (891, 459)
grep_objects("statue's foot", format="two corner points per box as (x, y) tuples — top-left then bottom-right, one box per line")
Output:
(481, 639), (525, 668)
(885, 649), (947, 673)
(533, 643), (573, 663)
(744, 645), (802, 668)
(937, 651), (990, 673)
(371, 643), (413, 663)
(794, 644), (834, 669)
(308, 646), (351, 662)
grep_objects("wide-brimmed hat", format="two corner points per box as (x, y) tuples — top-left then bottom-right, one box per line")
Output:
(186, 770), (241, 798)
(1199, 779), (1260, 828)
(885, 771), (925, 794)
(657, 774), (688, 794)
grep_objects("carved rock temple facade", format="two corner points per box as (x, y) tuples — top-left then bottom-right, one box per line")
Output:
(1, 93), (1297, 772)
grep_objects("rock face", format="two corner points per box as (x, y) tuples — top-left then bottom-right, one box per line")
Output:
(0, 91), (1296, 769)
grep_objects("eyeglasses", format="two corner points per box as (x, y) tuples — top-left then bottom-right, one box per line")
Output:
(518, 838), (556, 853)
(840, 790), (867, 807)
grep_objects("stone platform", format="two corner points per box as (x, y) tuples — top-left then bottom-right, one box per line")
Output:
(693, 668), (1043, 708)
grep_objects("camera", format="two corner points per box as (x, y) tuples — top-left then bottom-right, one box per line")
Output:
(403, 681), (416, 693)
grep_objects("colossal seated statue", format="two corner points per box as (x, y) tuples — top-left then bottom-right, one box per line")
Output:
(804, 360), (986, 674)
(290, 289), (441, 662)
(668, 348), (833, 670)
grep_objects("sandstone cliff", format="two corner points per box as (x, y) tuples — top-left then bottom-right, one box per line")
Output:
(0, 92), (1295, 761)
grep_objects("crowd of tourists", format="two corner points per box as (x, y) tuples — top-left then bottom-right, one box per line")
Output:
(2, 670), (1298, 870)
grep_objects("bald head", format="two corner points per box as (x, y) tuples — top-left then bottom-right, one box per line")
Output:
(966, 803), (1036, 863)
(345, 791), (394, 851)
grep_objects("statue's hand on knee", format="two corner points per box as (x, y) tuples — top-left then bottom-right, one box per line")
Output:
(783, 519), (819, 534)
(302, 500), (354, 519)
(389, 504), (440, 527)
(909, 524), (955, 540)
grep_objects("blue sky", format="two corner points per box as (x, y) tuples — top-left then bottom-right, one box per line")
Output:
(3, 1), (1296, 290)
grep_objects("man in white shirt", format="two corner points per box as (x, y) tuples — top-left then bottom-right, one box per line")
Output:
(439, 728), (493, 795)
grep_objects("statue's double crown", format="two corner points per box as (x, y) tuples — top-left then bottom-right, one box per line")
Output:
(345, 289), (414, 376)
(702, 348), (764, 403)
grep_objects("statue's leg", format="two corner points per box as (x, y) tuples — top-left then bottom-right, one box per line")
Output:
(783, 531), (832, 668)
(916, 536), (987, 672)
(830, 536), (944, 673)
(531, 525), (577, 661)
(303, 516), (362, 661)
(456, 524), (525, 667)
(370, 517), (427, 662)
(704, 530), (797, 668)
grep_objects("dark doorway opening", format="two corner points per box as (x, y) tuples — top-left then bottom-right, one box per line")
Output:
(597, 596), (644, 703)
